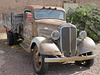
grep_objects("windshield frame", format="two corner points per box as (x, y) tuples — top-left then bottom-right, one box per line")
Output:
(34, 9), (66, 21)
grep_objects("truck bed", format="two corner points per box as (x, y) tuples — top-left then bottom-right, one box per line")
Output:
(2, 12), (23, 33)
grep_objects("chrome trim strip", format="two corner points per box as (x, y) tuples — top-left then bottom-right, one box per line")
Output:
(60, 23), (70, 55)
(60, 23), (77, 56)
(60, 24), (69, 55)
(69, 27), (71, 55)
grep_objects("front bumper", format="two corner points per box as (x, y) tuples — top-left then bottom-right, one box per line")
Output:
(44, 55), (96, 63)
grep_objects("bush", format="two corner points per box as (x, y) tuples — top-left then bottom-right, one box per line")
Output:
(66, 4), (100, 41)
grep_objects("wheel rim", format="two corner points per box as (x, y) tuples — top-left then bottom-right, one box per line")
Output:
(33, 47), (42, 71)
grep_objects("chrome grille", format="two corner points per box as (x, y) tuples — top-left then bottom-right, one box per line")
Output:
(60, 26), (77, 57)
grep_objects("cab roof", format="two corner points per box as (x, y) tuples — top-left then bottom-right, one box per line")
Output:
(25, 5), (65, 12)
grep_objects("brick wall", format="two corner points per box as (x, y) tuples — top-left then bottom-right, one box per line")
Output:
(0, 0), (100, 32)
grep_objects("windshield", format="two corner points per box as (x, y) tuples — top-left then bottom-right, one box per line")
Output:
(34, 9), (65, 20)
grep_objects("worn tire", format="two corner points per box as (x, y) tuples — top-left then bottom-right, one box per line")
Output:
(31, 45), (48, 74)
(75, 52), (94, 68)
(82, 59), (94, 67)
(7, 31), (13, 45)
(75, 61), (81, 66)
(13, 33), (18, 45)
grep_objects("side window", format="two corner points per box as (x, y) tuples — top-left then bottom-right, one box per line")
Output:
(24, 11), (32, 20)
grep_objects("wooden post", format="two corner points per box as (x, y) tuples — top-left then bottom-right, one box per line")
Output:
(85, 24), (87, 31)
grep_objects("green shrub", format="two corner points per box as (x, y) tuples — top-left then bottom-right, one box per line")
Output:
(66, 4), (100, 41)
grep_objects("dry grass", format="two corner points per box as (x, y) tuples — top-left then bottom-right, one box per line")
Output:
(0, 32), (7, 39)
(0, 33), (24, 51)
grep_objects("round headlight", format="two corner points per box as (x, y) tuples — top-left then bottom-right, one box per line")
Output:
(51, 30), (60, 40)
(79, 30), (87, 39)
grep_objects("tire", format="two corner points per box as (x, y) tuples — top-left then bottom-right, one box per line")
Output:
(31, 45), (48, 74)
(7, 31), (13, 45)
(75, 59), (94, 67)
(75, 61), (81, 66)
(75, 52), (94, 68)
(81, 59), (94, 67)
(13, 33), (18, 45)
(18, 22), (23, 38)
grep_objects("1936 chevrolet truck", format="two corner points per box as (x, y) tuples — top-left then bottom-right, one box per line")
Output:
(2, 5), (96, 74)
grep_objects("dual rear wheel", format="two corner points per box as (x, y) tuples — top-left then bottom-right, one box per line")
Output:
(7, 31), (18, 45)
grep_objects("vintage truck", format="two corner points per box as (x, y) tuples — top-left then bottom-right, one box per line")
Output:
(2, 5), (96, 74)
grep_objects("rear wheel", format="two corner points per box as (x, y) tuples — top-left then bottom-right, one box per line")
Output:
(7, 31), (13, 45)
(13, 33), (18, 45)
(31, 45), (48, 74)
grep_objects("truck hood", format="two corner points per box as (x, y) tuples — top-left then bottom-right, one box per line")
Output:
(35, 19), (67, 25)
(35, 19), (71, 39)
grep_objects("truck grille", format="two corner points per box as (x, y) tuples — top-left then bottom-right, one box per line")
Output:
(60, 26), (77, 57)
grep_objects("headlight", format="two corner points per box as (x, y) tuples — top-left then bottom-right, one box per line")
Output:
(51, 30), (60, 40)
(79, 30), (87, 39)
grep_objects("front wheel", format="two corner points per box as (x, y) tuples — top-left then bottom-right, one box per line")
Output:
(75, 52), (94, 68)
(82, 59), (94, 67)
(31, 45), (48, 74)
(75, 59), (94, 68)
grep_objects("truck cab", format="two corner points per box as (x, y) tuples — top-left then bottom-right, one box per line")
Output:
(23, 5), (66, 42)
(2, 5), (96, 75)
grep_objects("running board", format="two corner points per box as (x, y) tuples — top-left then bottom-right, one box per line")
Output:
(20, 42), (30, 52)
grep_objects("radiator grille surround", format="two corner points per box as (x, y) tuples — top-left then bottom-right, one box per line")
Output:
(60, 26), (77, 57)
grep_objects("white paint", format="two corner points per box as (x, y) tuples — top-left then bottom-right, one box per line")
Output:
(44, 27), (48, 30)
(29, 37), (46, 50)
(83, 37), (96, 50)
(80, 37), (96, 54)
(64, 3), (78, 11)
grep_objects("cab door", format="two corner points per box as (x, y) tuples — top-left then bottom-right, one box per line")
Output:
(23, 11), (33, 42)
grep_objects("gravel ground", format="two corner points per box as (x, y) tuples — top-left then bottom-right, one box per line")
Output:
(0, 33), (100, 75)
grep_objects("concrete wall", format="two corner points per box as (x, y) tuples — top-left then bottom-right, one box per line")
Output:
(0, 0), (100, 32)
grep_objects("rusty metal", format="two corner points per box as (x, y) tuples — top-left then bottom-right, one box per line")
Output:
(39, 43), (62, 56)
(2, 5), (96, 64)
(78, 37), (96, 54)
(25, 5), (66, 11)
(33, 46), (42, 71)
(44, 54), (96, 63)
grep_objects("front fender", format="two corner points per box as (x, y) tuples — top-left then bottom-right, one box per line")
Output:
(29, 37), (61, 56)
(40, 43), (61, 56)
(79, 37), (96, 54)
(30, 37), (46, 49)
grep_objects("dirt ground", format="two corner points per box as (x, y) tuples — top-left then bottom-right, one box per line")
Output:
(0, 33), (100, 75)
